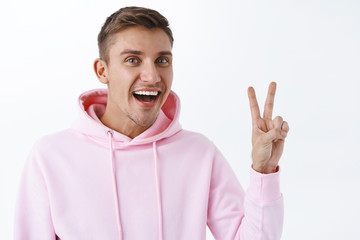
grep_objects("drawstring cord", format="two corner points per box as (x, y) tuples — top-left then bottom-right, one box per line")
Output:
(153, 142), (164, 240)
(107, 130), (123, 240)
(107, 131), (163, 240)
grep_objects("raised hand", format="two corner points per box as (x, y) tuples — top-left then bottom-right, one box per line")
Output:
(247, 82), (290, 174)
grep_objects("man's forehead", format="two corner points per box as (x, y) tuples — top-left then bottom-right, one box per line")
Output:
(120, 49), (172, 56)
(109, 26), (172, 52)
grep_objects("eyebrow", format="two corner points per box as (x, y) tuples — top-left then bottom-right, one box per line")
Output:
(158, 51), (172, 56)
(120, 49), (172, 56)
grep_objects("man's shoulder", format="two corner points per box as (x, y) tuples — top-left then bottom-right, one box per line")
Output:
(176, 129), (209, 139)
(32, 128), (80, 152)
(167, 129), (215, 148)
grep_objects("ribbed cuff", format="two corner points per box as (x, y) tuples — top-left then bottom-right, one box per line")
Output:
(246, 166), (281, 204)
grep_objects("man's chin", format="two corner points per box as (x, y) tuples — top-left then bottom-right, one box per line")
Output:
(129, 112), (159, 128)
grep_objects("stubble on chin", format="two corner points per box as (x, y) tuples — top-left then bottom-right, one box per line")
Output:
(127, 110), (159, 128)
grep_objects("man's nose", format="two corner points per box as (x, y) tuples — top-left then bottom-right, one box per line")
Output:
(140, 61), (160, 83)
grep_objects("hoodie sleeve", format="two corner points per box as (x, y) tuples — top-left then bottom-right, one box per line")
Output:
(14, 147), (56, 240)
(206, 147), (283, 240)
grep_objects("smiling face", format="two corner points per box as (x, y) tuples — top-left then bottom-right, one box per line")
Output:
(94, 26), (173, 137)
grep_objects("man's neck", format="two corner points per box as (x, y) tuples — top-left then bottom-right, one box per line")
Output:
(100, 108), (149, 139)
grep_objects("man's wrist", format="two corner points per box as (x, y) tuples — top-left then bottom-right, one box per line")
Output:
(252, 164), (279, 174)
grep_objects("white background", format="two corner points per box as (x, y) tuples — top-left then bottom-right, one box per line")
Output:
(1, 0), (359, 239)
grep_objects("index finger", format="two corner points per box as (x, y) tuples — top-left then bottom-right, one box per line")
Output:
(247, 86), (261, 122)
(263, 82), (277, 120)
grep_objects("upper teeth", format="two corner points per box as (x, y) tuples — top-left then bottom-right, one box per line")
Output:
(134, 91), (158, 96)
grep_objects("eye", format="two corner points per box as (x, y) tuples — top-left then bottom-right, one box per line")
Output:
(156, 57), (170, 65)
(125, 57), (140, 64)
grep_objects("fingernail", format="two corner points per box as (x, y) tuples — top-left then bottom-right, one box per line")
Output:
(281, 131), (287, 137)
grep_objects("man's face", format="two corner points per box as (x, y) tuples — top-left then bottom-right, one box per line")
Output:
(100, 26), (173, 128)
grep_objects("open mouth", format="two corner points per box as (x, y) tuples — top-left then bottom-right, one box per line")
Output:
(133, 91), (160, 103)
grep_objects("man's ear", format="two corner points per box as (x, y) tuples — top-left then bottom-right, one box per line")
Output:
(94, 58), (109, 84)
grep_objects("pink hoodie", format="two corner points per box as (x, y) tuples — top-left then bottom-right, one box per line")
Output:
(15, 89), (283, 240)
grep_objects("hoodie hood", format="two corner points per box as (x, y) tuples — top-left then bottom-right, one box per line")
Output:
(71, 88), (182, 145)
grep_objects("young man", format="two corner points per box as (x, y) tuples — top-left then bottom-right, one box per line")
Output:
(15, 6), (289, 240)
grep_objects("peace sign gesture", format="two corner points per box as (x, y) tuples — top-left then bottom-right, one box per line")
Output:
(247, 82), (290, 174)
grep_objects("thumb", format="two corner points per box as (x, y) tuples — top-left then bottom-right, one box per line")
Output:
(263, 116), (286, 144)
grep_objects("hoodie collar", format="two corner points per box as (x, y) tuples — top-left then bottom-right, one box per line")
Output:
(71, 88), (182, 145)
